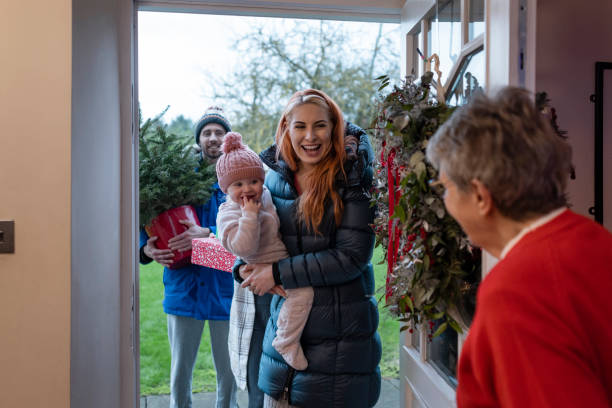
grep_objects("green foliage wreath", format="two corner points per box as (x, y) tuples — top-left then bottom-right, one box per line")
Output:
(370, 73), (480, 338)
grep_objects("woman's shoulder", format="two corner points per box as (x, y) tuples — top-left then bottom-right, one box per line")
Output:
(260, 145), (292, 179)
(260, 145), (297, 195)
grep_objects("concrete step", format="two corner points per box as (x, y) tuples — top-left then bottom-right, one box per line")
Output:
(141, 377), (400, 408)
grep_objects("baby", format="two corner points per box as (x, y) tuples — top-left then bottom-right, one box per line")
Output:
(215, 132), (314, 383)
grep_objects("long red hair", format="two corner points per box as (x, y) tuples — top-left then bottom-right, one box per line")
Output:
(275, 89), (346, 233)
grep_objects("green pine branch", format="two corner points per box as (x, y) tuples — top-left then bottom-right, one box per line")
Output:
(139, 113), (216, 227)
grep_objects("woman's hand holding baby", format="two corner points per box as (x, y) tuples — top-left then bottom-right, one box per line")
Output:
(241, 263), (275, 296)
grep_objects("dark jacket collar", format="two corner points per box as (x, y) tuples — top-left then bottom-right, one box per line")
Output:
(260, 144), (290, 179)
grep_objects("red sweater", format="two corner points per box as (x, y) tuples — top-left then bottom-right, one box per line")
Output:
(457, 210), (612, 407)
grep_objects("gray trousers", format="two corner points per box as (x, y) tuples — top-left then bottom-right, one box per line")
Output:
(167, 314), (238, 408)
(247, 293), (272, 408)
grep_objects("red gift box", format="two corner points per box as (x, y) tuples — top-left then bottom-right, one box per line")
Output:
(191, 237), (237, 273)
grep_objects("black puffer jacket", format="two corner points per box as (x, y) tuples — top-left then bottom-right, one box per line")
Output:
(257, 123), (381, 407)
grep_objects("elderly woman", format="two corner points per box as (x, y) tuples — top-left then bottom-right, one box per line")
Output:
(426, 87), (612, 407)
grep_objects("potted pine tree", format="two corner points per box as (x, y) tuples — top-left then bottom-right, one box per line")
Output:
(139, 113), (216, 269)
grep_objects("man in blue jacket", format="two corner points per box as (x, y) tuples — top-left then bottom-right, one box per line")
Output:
(140, 107), (237, 408)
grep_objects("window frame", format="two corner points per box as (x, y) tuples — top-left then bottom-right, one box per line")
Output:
(400, 1), (485, 406)
(405, 0), (485, 100)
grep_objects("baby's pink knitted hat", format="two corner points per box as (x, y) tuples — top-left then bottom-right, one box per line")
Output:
(216, 132), (265, 193)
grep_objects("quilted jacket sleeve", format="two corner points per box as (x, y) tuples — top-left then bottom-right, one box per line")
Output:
(277, 184), (375, 289)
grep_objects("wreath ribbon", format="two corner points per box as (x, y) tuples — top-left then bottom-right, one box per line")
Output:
(386, 149), (401, 301)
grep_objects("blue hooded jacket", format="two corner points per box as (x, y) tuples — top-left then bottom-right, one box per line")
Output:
(140, 183), (233, 320)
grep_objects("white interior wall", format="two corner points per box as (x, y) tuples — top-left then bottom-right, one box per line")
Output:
(604, 69), (612, 231)
(535, 0), (612, 221)
(71, 0), (136, 406)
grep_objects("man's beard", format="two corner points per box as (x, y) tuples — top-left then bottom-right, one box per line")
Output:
(201, 148), (221, 162)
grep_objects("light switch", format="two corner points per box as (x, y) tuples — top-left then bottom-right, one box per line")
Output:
(0, 220), (15, 253)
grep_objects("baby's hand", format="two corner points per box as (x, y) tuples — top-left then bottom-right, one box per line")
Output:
(241, 196), (261, 213)
(344, 135), (359, 161)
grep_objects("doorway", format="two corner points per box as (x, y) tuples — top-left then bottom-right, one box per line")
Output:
(136, 7), (401, 404)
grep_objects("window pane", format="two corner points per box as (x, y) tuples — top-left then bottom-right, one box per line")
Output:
(412, 325), (421, 351)
(411, 26), (422, 77)
(469, 0), (485, 40)
(446, 47), (485, 106)
(428, 0), (462, 82)
(426, 252), (482, 390)
(427, 15), (434, 58)
(428, 320), (458, 388)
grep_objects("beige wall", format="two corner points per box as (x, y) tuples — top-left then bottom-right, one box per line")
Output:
(536, 0), (612, 219)
(0, 1), (71, 407)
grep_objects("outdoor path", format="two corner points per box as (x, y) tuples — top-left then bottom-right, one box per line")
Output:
(141, 377), (400, 408)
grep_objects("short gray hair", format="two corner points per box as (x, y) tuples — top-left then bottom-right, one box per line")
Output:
(426, 87), (572, 221)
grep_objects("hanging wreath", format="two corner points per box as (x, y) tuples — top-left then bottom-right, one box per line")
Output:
(370, 72), (481, 338)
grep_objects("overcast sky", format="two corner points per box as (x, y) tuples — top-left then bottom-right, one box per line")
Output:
(137, 11), (399, 123)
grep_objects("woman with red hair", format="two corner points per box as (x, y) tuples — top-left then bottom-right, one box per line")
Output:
(237, 89), (381, 407)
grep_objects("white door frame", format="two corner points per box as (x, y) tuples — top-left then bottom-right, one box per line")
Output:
(397, 0), (531, 406)
(112, 2), (405, 407)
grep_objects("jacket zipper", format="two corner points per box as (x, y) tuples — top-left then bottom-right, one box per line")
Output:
(282, 367), (296, 402)
(334, 286), (341, 333)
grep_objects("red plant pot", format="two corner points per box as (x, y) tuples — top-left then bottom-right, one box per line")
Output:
(145, 205), (200, 269)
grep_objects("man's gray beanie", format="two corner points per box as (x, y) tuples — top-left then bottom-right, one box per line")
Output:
(194, 107), (232, 144)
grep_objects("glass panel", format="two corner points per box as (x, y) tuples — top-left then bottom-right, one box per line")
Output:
(417, 29), (424, 77)
(427, 0), (462, 82)
(469, 0), (485, 40)
(412, 26), (422, 77)
(446, 47), (485, 106)
(411, 325), (420, 351)
(457, 248), (482, 326)
(427, 15), (434, 58)
(427, 319), (458, 388)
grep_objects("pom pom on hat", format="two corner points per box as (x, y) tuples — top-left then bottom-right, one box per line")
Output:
(216, 132), (265, 193)
(222, 132), (244, 154)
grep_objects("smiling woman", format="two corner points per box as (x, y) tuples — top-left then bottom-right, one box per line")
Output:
(237, 89), (382, 407)
(287, 98), (333, 171)
(276, 90), (347, 233)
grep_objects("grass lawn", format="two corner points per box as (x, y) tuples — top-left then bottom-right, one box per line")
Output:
(139, 246), (399, 396)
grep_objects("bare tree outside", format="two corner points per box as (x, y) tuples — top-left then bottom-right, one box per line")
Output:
(209, 20), (400, 152)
